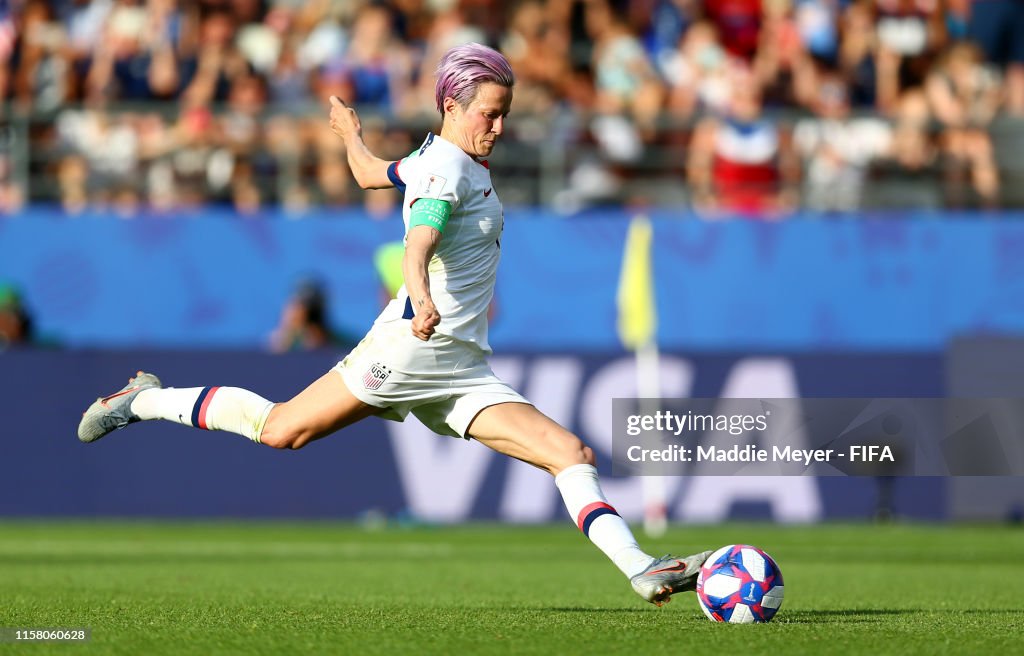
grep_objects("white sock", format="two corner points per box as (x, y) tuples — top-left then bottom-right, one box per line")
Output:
(554, 463), (654, 578)
(131, 387), (274, 443)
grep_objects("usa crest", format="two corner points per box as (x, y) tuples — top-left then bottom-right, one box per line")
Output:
(362, 363), (392, 391)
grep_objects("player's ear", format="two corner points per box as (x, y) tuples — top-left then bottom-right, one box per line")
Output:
(443, 96), (460, 120)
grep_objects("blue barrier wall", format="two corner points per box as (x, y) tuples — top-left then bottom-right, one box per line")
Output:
(2, 210), (1023, 350)
(0, 349), (945, 521)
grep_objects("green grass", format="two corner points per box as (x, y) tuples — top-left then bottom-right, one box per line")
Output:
(1, 522), (1021, 655)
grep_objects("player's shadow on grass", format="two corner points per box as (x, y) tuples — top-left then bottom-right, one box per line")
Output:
(534, 607), (649, 614)
(0, 554), (362, 566)
(777, 609), (922, 624)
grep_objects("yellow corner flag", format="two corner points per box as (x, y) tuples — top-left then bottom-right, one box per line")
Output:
(374, 241), (406, 298)
(616, 216), (657, 351)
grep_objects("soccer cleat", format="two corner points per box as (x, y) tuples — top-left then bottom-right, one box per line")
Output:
(630, 550), (714, 606)
(78, 372), (162, 443)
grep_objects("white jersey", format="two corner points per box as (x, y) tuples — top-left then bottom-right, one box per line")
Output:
(376, 133), (503, 353)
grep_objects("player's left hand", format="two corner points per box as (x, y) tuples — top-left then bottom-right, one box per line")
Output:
(412, 305), (441, 341)
(328, 95), (362, 142)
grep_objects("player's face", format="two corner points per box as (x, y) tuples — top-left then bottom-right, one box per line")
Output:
(452, 82), (513, 158)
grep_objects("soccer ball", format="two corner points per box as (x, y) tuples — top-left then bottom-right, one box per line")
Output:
(696, 544), (784, 623)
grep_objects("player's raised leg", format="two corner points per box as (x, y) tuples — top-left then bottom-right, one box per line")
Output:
(78, 372), (166, 443)
(78, 370), (380, 448)
(465, 401), (711, 606)
(258, 371), (381, 449)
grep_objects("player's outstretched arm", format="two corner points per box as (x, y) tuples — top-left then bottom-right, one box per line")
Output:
(328, 95), (395, 189)
(404, 223), (443, 341)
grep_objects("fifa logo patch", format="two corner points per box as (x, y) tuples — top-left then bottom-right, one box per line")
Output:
(419, 173), (447, 199)
(362, 363), (392, 391)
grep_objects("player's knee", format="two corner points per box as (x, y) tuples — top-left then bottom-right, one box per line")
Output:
(260, 428), (306, 450)
(260, 408), (311, 450)
(547, 429), (594, 472)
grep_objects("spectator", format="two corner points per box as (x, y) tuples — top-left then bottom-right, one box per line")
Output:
(267, 38), (308, 104)
(925, 41), (1001, 206)
(62, 0), (114, 69)
(643, 0), (701, 77)
(56, 154), (89, 214)
(794, 0), (840, 64)
(864, 86), (942, 208)
(664, 21), (734, 118)
(967, 0), (1024, 115)
(889, 86), (938, 172)
(14, 1), (72, 111)
(180, 8), (246, 106)
(327, 3), (414, 111)
(838, 0), (879, 107)
(84, 0), (156, 101)
(268, 280), (353, 353)
(705, 0), (762, 60)
(0, 0), (17, 102)
(168, 104), (220, 207)
(754, 0), (819, 108)
(501, 0), (566, 115)
(0, 284), (33, 349)
(586, 0), (665, 130)
(404, 7), (487, 118)
(55, 108), (140, 207)
(686, 69), (798, 217)
(221, 72), (267, 155)
(5, 0), (1024, 212)
(873, 0), (947, 112)
(0, 154), (24, 215)
(794, 72), (893, 211)
(231, 175), (262, 216)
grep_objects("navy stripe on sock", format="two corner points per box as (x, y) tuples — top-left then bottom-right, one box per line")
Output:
(581, 506), (618, 537)
(191, 386), (214, 428)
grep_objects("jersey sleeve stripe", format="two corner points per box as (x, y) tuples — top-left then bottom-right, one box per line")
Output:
(387, 160), (406, 193)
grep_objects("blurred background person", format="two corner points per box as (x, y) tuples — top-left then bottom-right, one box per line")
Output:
(967, 0), (1024, 115)
(0, 284), (34, 350)
(1, 0), (1022, 210)
(687, 68), (799, 217)
(663, 20), (734, 119)
(793, 71), (893, 211)
(269, 279), (354, 353)
(13, 0), (72, 112)
(925, 40), (1002, 207)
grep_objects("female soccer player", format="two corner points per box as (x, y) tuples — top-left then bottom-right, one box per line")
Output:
(78, 43), (710, 606)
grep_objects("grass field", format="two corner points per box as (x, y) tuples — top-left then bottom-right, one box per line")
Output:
(1, 522), (1021, 655)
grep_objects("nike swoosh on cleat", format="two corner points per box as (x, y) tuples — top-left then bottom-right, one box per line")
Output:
(100, 386), (140, 408)
(648, 562), (689, 575)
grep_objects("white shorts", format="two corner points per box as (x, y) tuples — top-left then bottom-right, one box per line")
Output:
(334, 320), (530, 438)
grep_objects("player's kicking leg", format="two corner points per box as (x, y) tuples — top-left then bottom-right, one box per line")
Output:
(465, 402), (712, 606)
(78, 370), (379, 448)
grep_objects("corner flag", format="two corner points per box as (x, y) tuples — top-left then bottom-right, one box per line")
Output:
(616, 216), (656, 351)
(617, 216), (668, 537)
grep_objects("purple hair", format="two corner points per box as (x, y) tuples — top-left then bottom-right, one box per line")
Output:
(434, 43), (515, 117)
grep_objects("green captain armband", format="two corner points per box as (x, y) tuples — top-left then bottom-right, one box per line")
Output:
(409, 198), (452, 233)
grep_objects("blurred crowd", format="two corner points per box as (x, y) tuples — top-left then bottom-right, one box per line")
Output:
(2, 0), (1023, 216)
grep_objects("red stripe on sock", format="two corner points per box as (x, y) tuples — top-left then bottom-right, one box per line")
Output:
(197, 386), (220, 429)
(576, 501), (615, 532)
